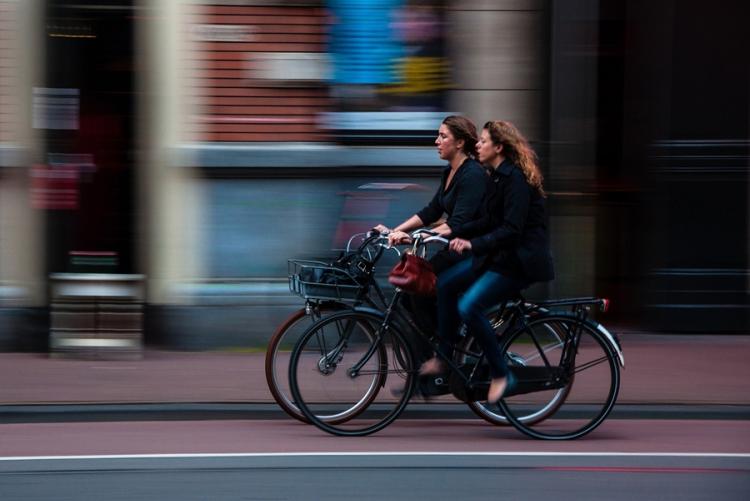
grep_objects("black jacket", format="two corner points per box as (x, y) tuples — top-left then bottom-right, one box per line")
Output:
(453, 159), (554, 282)
(416, 158), (486, 232)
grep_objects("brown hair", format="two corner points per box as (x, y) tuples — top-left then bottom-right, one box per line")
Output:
(442, 115), (478, 159)
(484, 120), (545, 196)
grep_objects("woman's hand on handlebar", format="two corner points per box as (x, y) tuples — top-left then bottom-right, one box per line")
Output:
(372, 224), (391, 235)
(370, 225), (411, 246)
(449, 237), (472, 254)
(387, 230), (412, 246)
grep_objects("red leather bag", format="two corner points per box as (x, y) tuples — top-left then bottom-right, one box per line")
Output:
(388, 253), (437, 296)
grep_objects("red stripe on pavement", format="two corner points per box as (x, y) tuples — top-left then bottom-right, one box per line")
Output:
(540, 466), (747, 474)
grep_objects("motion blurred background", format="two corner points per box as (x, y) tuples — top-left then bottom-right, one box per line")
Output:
(0, 0), (747, 355)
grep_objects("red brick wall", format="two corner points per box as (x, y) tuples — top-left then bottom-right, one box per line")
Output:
(185, 3), (330, 142)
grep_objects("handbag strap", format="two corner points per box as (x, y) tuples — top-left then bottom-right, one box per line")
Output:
(405, 245), (427, 259)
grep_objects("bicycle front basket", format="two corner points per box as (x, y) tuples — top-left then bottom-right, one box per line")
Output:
(288, 259), (367, 302)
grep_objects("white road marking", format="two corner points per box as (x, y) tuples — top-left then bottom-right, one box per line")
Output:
(1, 451), (749, 461)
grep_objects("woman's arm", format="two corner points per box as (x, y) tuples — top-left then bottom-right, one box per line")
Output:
(415, 188), (443, 227)
(469, 171), (530, 255)
(387, 176), (445, 243)
(378, 214), (425, 245)
(373, 213), (424, 235)
(393, 214), (425, 233)
(428, 221), (453, 236)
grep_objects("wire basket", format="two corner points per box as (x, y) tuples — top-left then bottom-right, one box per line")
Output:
(288, 259), (367, 302)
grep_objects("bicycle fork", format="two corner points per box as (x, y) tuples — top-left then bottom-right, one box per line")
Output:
(347, 291), (402, 381)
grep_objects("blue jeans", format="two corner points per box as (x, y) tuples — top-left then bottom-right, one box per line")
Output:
(436, 258), (528, 378)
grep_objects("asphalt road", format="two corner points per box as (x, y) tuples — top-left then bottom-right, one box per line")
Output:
(1, 453), (748, 500)
(1, 418), (748, 500)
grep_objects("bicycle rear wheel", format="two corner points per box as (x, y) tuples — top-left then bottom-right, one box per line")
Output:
(265, 306), (346, 424)
(497, 314), (620, 440)
(288, 310), (416, 436)
(462, 318), (571, 426)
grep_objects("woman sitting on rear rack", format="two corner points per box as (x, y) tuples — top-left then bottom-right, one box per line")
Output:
(420, 120), (555, 405)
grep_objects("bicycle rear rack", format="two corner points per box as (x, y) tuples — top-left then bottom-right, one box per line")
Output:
(532, 296), (609, 312)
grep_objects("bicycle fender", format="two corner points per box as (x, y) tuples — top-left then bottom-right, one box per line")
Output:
(532, 311), (625, 369)
(593, 322), (625, 367)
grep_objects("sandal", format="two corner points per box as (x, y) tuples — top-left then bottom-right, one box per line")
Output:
(487, 370), (516, 405)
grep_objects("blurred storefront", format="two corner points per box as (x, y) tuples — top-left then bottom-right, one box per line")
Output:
(147, 0), (534, 348)
(0, 0), (45, 349)
(0, 0), (747, 352)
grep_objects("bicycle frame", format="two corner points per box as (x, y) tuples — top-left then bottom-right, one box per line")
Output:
(342, 285), (490, 388)
(307, 231), (623, 400)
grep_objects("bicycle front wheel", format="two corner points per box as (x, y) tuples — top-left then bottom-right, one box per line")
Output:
(288, 310), (416, 436)
(497, 314), (620, 440)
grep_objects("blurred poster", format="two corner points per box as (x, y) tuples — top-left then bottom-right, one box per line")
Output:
(32, 88), (80, 130)
(30, 164), (79, 210)
(328, 0), (404, 88)
(326, 0), (448, 143)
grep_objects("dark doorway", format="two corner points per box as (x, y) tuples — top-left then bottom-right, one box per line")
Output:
(41, 0), (135, 274)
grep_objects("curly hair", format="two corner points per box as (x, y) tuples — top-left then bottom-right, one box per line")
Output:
(485, 120), (545, 196)
(442, 115), (478, 159)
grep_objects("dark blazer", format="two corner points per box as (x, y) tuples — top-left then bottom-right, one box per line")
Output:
(416, 157), (486, 231)
(453, 159), (554, 282)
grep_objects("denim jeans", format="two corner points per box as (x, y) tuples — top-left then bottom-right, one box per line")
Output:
(436, 257), (528, 378)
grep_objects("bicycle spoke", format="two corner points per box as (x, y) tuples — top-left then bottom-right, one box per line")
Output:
(517, 340), (564, 364)
(315, 323), (329, 358)
(573, 355), (610, 374)
(527, 329), (553, 369)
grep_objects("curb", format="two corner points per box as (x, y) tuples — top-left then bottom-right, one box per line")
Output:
(1, 403), (749, 424)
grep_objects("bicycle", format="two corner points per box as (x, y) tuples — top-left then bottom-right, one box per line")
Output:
(265, 232), (392, 424)
(267, 230), (569, 427)
(287, 232), (625, 439)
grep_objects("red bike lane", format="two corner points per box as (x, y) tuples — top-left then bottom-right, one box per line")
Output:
(1, 418), (749, 458)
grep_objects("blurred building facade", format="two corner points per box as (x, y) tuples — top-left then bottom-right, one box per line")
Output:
(0, 0), (747, 351)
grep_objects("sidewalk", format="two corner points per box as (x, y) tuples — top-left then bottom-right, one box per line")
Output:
(0, 333), (748, 407)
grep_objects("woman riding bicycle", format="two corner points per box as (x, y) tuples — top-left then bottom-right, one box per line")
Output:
(373, 115), (486, 273)
(420, 120), (555, 405)
(374, 115), (487, 364)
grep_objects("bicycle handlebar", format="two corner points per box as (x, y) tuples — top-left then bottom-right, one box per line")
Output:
(411, 228), (438, 237)
(366, 228), (448, 257)
(420, 234), (449, 245)
(361, 230), (402, 257)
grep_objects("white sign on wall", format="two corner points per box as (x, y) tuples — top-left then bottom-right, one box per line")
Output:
(191, 24), (254, 42)
(251, 52), (330, 82)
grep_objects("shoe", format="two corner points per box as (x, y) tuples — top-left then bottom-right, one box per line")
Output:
(419, 357), (446, 376)
(487, 370), (516, 405)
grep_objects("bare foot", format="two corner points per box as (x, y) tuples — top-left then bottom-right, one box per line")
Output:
(487, 376), (509, 404)
(419, 357), (446, 376)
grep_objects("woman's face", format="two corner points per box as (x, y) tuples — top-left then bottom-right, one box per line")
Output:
(435, 124), (462, 160)
(477, 128), (502, 165)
